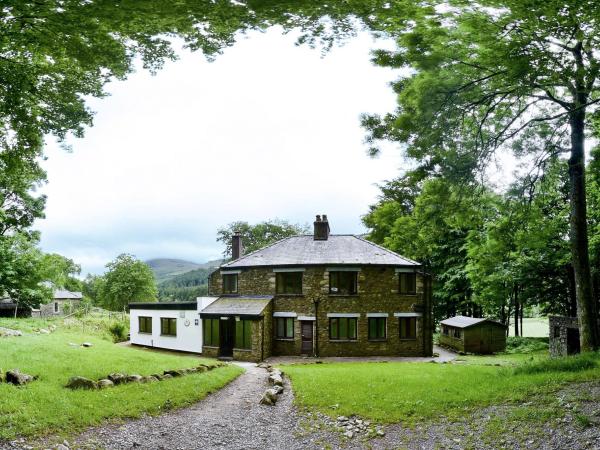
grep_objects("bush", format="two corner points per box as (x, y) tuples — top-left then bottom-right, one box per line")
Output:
(514, 352), (599, 375)
(108, 321), (129, 343)
(505, 336), (548, 354)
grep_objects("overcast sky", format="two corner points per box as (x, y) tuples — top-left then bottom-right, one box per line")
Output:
(36, 28), (410, 274)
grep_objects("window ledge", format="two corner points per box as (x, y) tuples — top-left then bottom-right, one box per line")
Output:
(329, 339), (358, 343)
(160, 334), (177, 337)
(203, 345), (219, 349)
(368, 339), (388, 342)
(138, 332), (152, 335)
(275, 338), (295, 341)
(233, 348), (252, 352)
(328, 294), (359, 297)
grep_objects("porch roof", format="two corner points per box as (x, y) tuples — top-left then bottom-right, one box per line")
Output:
(199, 295), (273, 318)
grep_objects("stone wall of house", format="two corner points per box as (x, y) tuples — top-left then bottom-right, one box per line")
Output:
(549, 315), (580, 357)
(209, 265), (432, 358)
(39, 299), (81, 317)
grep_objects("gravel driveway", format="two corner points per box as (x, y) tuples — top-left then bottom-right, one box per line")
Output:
(60, 363), (335, 450)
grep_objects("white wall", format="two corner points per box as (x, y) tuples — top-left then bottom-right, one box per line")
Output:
(129, 297), (218, 353)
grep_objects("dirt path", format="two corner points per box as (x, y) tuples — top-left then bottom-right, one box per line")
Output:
(61, 363), (334, 450)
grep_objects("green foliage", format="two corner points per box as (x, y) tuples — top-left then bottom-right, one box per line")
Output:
(513, 353), (599, 376)
(39, 253), (82, 291)
(217, 219), (309, 257)
(81, 274), (105, 306)
(0, 323), (242, 439)
(108, 321), (129, 343)
(0, 232), (52, 308)
(505, 337), (549, 355)
(100, 254), (157, 311)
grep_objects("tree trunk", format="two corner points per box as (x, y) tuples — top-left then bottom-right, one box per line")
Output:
(568, 109), (599, 351)
(514, 293), (519, 337)
(567, 264), (578, 316)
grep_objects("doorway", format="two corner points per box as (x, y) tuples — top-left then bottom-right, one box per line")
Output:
(219, 317), (235, 357)
(301, 321), (313, 355)
(567, 327), (580, 355)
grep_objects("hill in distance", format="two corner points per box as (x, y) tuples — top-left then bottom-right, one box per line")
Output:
(146, 258), (224, 284)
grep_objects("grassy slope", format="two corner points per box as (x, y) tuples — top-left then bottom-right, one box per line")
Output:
(283, 352), (600, 425)
(0, 319), (242, 439)
(146, 258), (202, 284)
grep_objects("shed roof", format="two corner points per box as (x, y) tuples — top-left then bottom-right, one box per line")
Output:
(220, 235), (419, 269)
(199, 296), (273, 318)
(440, 315), (506, 329)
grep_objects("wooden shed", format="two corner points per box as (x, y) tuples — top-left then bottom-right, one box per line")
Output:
(439, 316), (507, 354)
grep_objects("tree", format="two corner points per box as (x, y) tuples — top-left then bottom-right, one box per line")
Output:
(100, 254), (157, 311)
(0, 232), (52, 310)
(358, 1), (600, 350)
(82, 274), (106, 306)
(217, 219), (309, 257)
(39, 253), (82, 291)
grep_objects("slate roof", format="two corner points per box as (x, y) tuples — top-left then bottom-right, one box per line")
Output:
(220, 235), (419, 269)
(54, 290), (83, 300)
(199, 296), (273, 317)
(440, 316), (506, 329)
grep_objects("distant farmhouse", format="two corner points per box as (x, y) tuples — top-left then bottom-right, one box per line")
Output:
(38, 289), (83, 317)
(130, 215), (433, 361)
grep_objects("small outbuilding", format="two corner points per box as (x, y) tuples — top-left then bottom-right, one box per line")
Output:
(549, 316), (580, 357)
(439, 316), (507, 354)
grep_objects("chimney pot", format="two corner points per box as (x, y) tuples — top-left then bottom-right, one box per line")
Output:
(313, 214), (330, 240)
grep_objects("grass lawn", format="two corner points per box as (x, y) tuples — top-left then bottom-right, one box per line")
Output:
(0, 318), (243, 440)
(508, 317), (549, 337)
(283, 352), (600, 425)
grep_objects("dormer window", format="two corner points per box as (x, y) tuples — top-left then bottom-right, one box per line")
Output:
(222, 273), (238, 294)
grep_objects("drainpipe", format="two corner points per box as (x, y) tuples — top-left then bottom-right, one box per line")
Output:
(314, 299), (319, 357)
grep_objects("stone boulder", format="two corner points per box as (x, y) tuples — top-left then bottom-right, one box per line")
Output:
(126, 374), (143, 383)
(0, 327), (22, 337)
(66, 376), (98, 390)
(141, 376), (159, 383)
(107, 373), (127, 385)
(81, 342), (93, 347)
(6, 369), (36, 386)
(163, 369), (184, 377)
(161, 373), (173, 380)
(268, 371), (283, 387)
(260, 388), (279, 406)
(97, 379), (114, 389)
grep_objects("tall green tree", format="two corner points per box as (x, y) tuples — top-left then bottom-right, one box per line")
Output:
(39, 253), (82, 291)
(359, 0), (600, 350)
(217, 219), (309, 257)
(100, 254), (157, 311)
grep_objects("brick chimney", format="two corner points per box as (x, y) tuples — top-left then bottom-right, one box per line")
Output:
(313, 214), (330, 240)
(232, 231), (244, 260)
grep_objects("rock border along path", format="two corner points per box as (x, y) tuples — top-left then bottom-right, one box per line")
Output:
(52, 362), (336, 450)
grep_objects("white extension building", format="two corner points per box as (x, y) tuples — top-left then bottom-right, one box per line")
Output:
(129, 297), (217, 353)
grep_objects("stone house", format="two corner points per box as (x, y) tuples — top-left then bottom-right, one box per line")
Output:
(39, 289), (83, 317)
(199, 215), (433, 362)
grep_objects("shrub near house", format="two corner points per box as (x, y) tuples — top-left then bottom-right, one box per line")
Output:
(200, 215), (434, 362)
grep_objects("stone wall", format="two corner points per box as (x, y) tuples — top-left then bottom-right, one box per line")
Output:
(39, 299), (81, 317)
(549, 315), (580, 357)
(209, 265), (433, 358)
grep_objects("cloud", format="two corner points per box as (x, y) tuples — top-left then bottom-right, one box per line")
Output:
(36, 28), (405, 274)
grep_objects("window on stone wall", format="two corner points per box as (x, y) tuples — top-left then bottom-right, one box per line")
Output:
(222, 274), (238, 294)
(203, 318), (220, 346)
(160, 318), (177, 336)
(276, 272), (303, 295)
(235, 319), (252, 349)
(329, 271), (358, 295)
(368, 317), (386, 340)
(138, 316), (152, 333)
(275, 317), (294, 339)
(329, 317), (358, 340)
(399, 272), (416, 294)
(54, 302), (59, 313)
(399, 317), (416, 340)
(554, 326), (560, 338)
